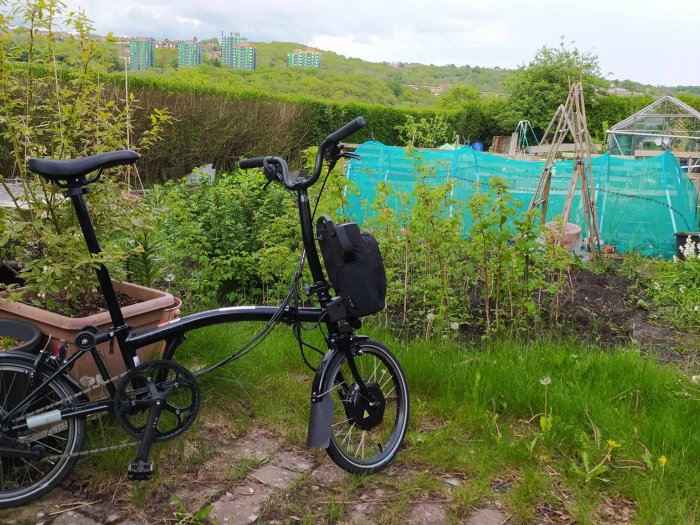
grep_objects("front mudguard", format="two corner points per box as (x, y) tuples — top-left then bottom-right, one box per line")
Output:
(306, 335), (369, 448)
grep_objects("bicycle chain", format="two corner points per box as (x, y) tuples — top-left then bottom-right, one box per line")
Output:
(21, 359), (205, 461)
(44, 439), (138, 461)
(16, 358), (136, 461)
(18, 365), (131, 421)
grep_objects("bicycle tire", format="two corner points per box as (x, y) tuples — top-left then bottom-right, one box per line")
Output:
(0, 353), (86, 507)
(322, 339), (409, 474)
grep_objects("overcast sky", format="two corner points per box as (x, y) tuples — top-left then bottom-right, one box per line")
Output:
(62, 0), (700, 86)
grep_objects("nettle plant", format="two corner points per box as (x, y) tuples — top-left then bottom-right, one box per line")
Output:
(365, 150), (466, 335)
(364, 152), (574, 337)
(0, 0), (171, 314)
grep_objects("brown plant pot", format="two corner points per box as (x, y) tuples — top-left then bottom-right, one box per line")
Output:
(0, 281), (176, 397)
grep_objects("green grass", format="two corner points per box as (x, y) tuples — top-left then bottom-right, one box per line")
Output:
(76, 323), (699, 523)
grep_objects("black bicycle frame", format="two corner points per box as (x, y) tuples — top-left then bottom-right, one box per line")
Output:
(3, 180), (356, 434)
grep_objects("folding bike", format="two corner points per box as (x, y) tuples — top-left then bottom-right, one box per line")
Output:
(0, 117), (409, 507)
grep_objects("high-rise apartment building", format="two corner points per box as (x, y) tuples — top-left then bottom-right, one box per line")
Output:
(130, 38), (155, 70)
(221, 33), (257, 70)
(287, 49), (321, 68)
(177, 41), (203, 67)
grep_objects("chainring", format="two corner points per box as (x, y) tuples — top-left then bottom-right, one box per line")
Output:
(113, 360), (200, 442)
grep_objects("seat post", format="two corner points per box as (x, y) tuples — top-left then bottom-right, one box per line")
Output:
(66, 186), (126, 328)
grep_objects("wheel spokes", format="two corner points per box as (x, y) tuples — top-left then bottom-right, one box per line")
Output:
(330, 349), (401, 464)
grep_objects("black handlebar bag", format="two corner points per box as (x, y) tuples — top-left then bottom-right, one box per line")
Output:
(316, 216), (386, 318)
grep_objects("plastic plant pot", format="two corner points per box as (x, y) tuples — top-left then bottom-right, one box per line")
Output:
(0, 318), (42, 353)
(674, 232), (700, 261)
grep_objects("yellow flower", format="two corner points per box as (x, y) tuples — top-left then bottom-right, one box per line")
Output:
(607, 439), (620, 448)
(658, 455), (667, 468)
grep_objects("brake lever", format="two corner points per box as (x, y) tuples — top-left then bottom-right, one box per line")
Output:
(324, 144), (360, 172)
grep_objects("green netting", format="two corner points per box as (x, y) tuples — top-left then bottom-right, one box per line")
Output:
(346, 142), (699, 257)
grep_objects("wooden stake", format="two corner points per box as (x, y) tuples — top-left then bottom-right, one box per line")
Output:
(527, 81), (601, 257)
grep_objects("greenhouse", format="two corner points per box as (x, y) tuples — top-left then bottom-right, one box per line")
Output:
(346, 142), (698, 257)
(607, 95), (700, 159)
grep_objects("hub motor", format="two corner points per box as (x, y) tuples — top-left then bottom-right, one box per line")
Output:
(342, 382), (386, 431)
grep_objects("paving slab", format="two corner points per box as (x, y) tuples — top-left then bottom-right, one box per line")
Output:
(170, 485), (223, 515)
(0, 488), (79, 524)
(406, 502), (450, 524)
(271, 447), (315, 473)
(51, 510), (102, 525)
(309, 462), (349, 487)
(345, 502), (378, 525)
(230, 429), (281, 461)
(249, 464), (301, 490)
(463, 504), (510, 525)
(210, 485), (272, 525)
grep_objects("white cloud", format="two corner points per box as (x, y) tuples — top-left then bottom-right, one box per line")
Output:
(56, 0), (700, 85)
(175, 16), (203, 27)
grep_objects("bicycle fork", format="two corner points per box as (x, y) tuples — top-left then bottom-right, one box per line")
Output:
(307, 334), (370, 448)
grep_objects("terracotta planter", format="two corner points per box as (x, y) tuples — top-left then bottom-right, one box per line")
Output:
(0, 281), (176, 395)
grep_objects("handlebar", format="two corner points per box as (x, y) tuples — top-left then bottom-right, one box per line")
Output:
(238, 157), (266, 170)
(326, 116), (366, 144)
(238, 116), (366, 191)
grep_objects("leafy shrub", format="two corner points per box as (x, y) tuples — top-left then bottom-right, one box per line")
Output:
(0, 0), (170, 313)
(153, 171), (299, 308)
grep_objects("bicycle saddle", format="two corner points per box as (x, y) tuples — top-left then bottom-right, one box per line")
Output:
(28, 150), (139, 184)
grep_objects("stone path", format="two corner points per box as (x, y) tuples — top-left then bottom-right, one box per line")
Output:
(0, 428), (520, 525)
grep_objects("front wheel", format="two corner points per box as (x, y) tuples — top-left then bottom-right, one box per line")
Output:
(322, 339), (409, 474)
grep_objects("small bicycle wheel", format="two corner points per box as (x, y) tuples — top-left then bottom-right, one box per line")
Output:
(322, 339), (409, 474)
(0, 353), (86, 508)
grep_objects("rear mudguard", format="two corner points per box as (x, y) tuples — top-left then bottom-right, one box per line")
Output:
(306, 335), (368, 448)
(0, 350), (89, 402)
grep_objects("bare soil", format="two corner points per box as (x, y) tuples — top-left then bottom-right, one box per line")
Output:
(555, 268), (699, 364)
(21, 291), (139, 318)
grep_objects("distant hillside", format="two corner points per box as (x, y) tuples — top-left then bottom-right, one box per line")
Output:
(135, 41), (514, 108)
(253, 41), (513, 93)
(145, 41), (700, 108)
(609, 78), (700, 97)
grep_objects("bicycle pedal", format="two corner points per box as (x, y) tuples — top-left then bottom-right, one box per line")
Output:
(127, 461), (154, 481)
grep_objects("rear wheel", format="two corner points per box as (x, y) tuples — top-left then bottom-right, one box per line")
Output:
(322, 340), (409, 474)
(0, 354), (86, 507)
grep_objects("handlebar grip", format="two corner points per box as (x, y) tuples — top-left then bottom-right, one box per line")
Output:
(239, 157), (268, 169)
(326, 117), (366, 144)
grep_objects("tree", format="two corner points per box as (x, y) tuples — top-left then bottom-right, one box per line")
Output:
(437, 85), (480, 109)
(507, 39), (607, 131)
(394, 114), (452, 148)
